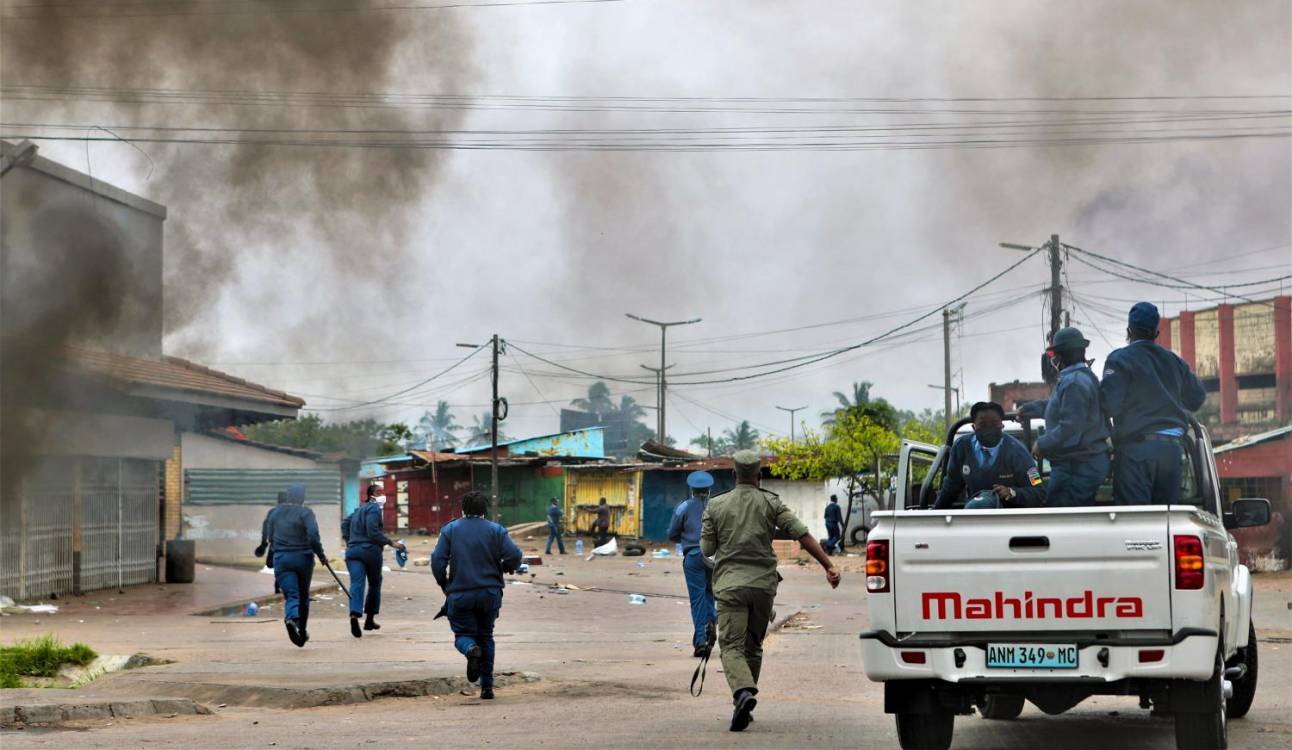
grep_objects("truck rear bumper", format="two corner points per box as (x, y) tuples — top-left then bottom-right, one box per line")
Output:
(859, 629), (1217, 682)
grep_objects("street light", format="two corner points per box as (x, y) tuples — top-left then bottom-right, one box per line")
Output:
(927, 383), (960, 415)
(775, 405), (807, 443)
(625, 313), (701, 443)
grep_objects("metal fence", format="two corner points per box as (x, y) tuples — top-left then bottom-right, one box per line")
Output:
(0, 457), (158, 601)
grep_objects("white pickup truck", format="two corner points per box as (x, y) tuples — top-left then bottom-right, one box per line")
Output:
(860, 416), (1271, 750)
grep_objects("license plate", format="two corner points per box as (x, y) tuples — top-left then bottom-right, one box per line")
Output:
(986, 643), (1078, 669)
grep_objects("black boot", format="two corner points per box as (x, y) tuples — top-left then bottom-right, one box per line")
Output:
(363, 614), (380, 631)
(730, 689), (757, 732)
(350, 614), (362, 638)
(480, 687), (494, 700)
(285, 618), (305, 647)
(466, 645), (482, 683)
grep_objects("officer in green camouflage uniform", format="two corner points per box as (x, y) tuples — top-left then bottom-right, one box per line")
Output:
(700, 450), (842, 732)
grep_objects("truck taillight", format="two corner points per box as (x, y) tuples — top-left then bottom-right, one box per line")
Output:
(1174, 534), (1204, 590)
(866, 540), (890, 593)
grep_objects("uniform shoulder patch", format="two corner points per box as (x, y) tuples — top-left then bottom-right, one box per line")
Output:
(1027, 466), (1042, 486)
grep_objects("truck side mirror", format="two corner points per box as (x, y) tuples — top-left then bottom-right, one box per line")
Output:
(1224, 498), (1271, 529)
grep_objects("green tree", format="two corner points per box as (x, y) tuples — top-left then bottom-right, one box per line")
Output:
(570, 382), (657, 459)
(764, 411), (901, 519)
(821, 380), (901, 431)
(570, 382), (615, 415)
(724, 420), (760, 450)
(244, 415), (404, 459)
(416, 401), (461, 450)
(466, 411), (509, 447)
(379, 422), (413, 454)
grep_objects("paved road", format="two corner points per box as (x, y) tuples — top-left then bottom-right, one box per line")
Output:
(4, 545), (1290, 749)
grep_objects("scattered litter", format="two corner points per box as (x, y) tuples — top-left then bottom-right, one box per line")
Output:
(636, 562), (646, 568)
(551, 588), (569, 595)
(381, 566), (391, 572)
(413, 559), (430, 567)
(217, 704), (227, 709)
(244, 602), (259, 617)
(627, 594), (647, 605)
(652, 549), (672, 558)
(565, 584), (581, 590)
(509, 580), (532, 586)
(314, 595), (334, 601)
(592, 537), (618, 556)
(846, 553), (859, 558)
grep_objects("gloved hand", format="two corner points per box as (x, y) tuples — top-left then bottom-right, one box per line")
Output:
(254, 543), (267, 557)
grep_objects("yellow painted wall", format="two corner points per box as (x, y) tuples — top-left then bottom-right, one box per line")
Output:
(564, 468), (641, 538)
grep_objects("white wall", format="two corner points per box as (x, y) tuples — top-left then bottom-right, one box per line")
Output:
(183, 503), (343, 565)
(181, 432), (318, 470)
(763, 479), (832, 540)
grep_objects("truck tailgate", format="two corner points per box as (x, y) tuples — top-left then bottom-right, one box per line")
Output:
(893, 508), (1171, 633)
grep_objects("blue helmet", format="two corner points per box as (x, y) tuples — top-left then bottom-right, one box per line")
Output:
(686, 471), (714, 490)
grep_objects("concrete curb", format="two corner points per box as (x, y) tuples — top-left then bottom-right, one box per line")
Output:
(0, 698), (211, 728)
(117, 671), (542, 710)
(192, 582), (336, 617)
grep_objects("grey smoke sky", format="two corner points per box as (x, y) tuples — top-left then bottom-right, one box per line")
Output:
(5, 0), (1289, 445)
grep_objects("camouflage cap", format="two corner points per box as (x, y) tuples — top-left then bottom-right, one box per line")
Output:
(732, 449), (761, 469)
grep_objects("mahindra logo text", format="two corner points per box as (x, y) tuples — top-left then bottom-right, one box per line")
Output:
(921, 590), (1144, 620)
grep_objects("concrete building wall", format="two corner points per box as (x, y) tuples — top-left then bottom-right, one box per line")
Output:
(182, 503), (342, 565)
(764, 479), (831, 540)
(180, 432), (318, 470)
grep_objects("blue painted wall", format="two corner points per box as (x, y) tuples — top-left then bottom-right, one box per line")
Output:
(640, 469), (735, 541)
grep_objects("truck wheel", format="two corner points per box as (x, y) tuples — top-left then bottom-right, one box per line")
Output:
(979, 694), (1025, 720)
(896, 710), (954, 750)
(1174, 646), (1227, 750)
(1226, 621), (1258, 719)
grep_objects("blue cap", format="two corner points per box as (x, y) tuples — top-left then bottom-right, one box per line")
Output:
(1128, 301), (1160, 334)
(686, 471), (714, 489)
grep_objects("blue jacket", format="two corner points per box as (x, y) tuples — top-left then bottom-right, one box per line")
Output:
(266, 484), (325, 558)
(933, 433), (1045, 509)
(1022, 363), (1110, 461)
(824, 502), (843, 528)
(1100, 340), (1206, 443)
(343, 502), (393, 548)
(546, 504), (563, 532)
(667, 495), (707, 552)
(431, 516), (523, 594)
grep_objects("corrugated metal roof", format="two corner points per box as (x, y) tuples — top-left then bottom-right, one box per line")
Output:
(1213, 424), (1292, 454)
(184, 468), (340, 505)
(457, 427), (606, 457)
(62, 346), (305, 409)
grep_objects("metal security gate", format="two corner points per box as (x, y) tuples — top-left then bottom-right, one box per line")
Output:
(80, 458), (159, 592)
(0, 460), (75, 601)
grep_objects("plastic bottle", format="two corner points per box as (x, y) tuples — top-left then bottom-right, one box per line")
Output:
(675, 543), (683, 557)
(575, 539), (585, 555)
(244, 601), (259, 617)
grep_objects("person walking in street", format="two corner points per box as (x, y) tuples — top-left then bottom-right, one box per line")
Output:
(1100, 302), (1207, 505)
(254, 490), (288, 593)
(1020, 327), (1111, 506)
(544, 497), (566, 555)
(342, 483), (407, 638)
(823, 494), (843, 553)
(431, 491), (523, 700)
(667, 470), (717, 657)
(701, 450), (841, 731)
(594, 497), (612, 546)
(263, 482), (328, 647)
(932, 401), (1046, 509)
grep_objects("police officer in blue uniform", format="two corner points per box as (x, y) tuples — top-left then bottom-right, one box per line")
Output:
(431, 491), (524, 700)
(668, 470), (717, 657)
(1100, 302), (1207, 505)
(343, 484), (406, 638)
(933, 401), (1045, 509)
(264, 482), (328, 647)
(823, 495), (843, 553)
(1020, 327), (1111, 506)
(544, 497), (566, 555)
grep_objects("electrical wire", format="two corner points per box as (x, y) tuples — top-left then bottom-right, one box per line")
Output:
(1064, 244), (1282, 307)
(0, 0), (632, 20)
(308, 342), (487, 410)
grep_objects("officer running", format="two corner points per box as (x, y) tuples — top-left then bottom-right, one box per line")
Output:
(342, 484), (407, 638)
(1020, 327), (1111, 506)
(431, 491), (523, 700)
(823, 494), (843, 553)
(701, 450), (841, 731)
(1100, 302), (1207, 504)
(263, 482), (328, 647)
(544, 497), (566, 555)
(254, 490), (288, 593)
(667, 470), (717, 657)
(932, 401), (1045, 509)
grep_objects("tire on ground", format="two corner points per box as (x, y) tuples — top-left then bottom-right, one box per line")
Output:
(979, 694), (1025, 720)
(622, 543), (646, 557)
(895, 710), (954, 750)
(1173, 643), (1227, 750)
(849, 525), (869, 545)
(1226, 621), (1258, 719)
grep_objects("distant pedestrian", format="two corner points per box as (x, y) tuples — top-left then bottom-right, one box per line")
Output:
(594, 497), (612, 546)
(668, 471), (717, 657)
(823, 494), (843, 554)
(1020, 327), (1111, 506)
(264, 483), (328, 647)
(701, 450), (841, 731)
(431, 491), (524, 700)
(342, 484), (407, 638)
(1101, 302), (1208, 505)
(545, 497), (566, 555)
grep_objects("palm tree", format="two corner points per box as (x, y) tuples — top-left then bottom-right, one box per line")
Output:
(822, 380), (900, 431)
(822, 381), (873, 424)
(570, 382), (615, 415)
(721, 420), (760, 451)
(416, 401), (461, 450)
(466, 411), (509, 447)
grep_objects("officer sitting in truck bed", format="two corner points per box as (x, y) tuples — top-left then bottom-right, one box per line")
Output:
(932, 401), (1045, 509)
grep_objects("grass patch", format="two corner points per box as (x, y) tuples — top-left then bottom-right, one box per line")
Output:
(0, 635), (98, 687)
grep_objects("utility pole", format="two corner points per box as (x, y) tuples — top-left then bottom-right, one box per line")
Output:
(459, 336), (507, 516)
(942, 308), (953, 432)
(1000, 234), (1064, 340)
(626, 313), (701, 443)
(775, 405), (807, 443)
(639, 363), (675, 445)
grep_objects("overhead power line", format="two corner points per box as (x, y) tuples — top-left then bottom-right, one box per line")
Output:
(0, 0), (631, 20)
(309, 342), (487, 410)
(1064, 244), (1285, 307)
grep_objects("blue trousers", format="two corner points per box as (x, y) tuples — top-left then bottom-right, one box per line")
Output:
(825, 523), (842, 553)
(545, 524), (565, 554)
(447, 589), (502, 688)
(1047, 453), (1110, 507)
(682, 548), (716, 649)
(273, 550), (314, 627)
(344, 544), (383, 617)
(1114, 440), (1184, 505)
